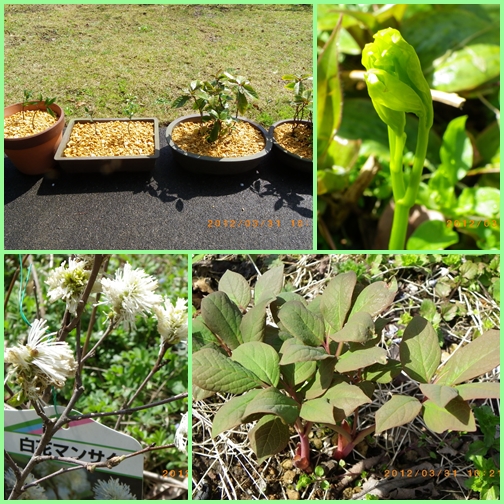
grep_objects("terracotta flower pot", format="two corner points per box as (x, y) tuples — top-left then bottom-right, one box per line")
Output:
(4, 102), (65, 175)
(270, 119), (312, 173)
(166, 114), (272, 175)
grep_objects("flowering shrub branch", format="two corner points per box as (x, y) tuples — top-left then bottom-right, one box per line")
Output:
(4, 254), (188, 500)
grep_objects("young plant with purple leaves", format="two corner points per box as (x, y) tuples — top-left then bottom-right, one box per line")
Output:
(193, 265), (500, 470)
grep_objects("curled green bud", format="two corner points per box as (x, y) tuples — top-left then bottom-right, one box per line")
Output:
(362, 28), (433, 129)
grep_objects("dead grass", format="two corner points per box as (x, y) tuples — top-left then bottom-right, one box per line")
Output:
(4, 4), (312, 127)
(192, 254), (500, 500)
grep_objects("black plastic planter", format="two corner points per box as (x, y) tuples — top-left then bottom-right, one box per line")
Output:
(270, 119), (312, 173)
(54, 118), (159, 174)
(166, 114), (272, 175)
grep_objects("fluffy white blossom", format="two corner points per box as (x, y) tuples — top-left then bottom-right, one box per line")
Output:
(93, 478), (137, 500)
(174, 412), (188, 453)
(101, 263), (162, 329)
(5, 467), (47, 500)
(5, 319), (76, 398)
(153, 297), (188, 345)
(45, 256), (99, 314)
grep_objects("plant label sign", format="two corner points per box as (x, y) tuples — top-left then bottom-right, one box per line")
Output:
(5, 406), (143, 499)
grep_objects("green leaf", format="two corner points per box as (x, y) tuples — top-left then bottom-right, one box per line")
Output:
(240, 299), (272, 343)
(304, 358), (337, 399)
(171, 95), (190, 108)
(277, 301), (325, 346)
(436, 329), (500, 386)
(362, 360), (402, 384)
(323, 382), (372, 417)
(456, 187), (500, 219)
(243, 387), (300, 425)
(248, 415), (290, 464)
(329, 312), (374, 344)
(407, 220), (460, 250)
(271, 292), (307, 324)
(400, 316), (441, 383)
(375, 395), (422, 434)
(279, 339), (332, 365)
(231, 342), (280, 387)
(300, 398), (337, 424)
(334, 346), (387, 373)
(349, 279), (397, 317)
(419, 383), (459, 408)
(320, 271), (357, 333)
(201, 291), (242, 350)
(439, 115), (472, 182)
(212, 389), (262, 437)
(402, 9), (500, 93)
(455, 383), (500, 400)
(192, 348), (262, 394)
(422, 397), (476, 433)
(254, 265), (284, 304)
(192, 384), (214, 401)
(192, 316), (219, 351)
(281, 360), (317, 388)
(218, 270), (251, 310)
(318, 18), (342, 164)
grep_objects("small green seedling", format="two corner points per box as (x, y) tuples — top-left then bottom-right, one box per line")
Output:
(172, 71), (258, 143)
(21, 90), (57, 128)
(296, 465), (330, 492)
(84, 105), (98, 135)
(362, 28), (433, 249)
(122, 95), (139, 134)
(281, 73), (313, 132)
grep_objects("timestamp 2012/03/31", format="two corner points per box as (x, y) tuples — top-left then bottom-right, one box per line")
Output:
(207, 219), (312, 229)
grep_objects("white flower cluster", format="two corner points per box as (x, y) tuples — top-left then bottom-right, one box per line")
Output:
(93, 477), (137, 500)
(174, 412), (189, 453)
(45, 256), (99, 314)
(101, 263), (162, 330)
(153, 297), (188, 345)
(4, 319), (76, 399)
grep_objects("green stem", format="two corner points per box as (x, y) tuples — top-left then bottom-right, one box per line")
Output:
(387, 126), (406, 201)
(389, 118), (430, 249)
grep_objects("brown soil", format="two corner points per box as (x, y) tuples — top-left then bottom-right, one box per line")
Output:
(171, 120), (265, 158)
(274, 122), (312, 159)
(62, 121), (155, 157)
(4, 110), (57, 138)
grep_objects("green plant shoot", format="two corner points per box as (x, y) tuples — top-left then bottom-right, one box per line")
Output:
(362, 28), (433, 250)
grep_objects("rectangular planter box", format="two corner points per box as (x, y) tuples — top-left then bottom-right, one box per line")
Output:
(54, 118), (159, 173)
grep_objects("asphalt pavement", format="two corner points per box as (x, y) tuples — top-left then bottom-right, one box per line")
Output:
(4, 128), (313, 251)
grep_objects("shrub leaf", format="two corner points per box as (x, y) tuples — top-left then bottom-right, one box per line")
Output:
(375, 395), (422, 434)
(231, 342), (280, 387)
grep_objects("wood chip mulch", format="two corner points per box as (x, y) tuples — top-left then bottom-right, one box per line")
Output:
(274, 122), (313, 159)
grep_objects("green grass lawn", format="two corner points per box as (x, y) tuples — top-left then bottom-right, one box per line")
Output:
(4, 4), (312, 127)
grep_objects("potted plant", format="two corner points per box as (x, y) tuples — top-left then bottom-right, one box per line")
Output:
(4, 91), (65, 175)
(269, 73), (313, 173)
(54, 96), (159, 174)
(167, 71), (272, 175)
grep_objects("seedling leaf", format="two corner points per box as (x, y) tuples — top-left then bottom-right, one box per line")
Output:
(419, 383), (459, 408)
(243, 387), (300, 425)
(435, 329), (500, 386)
(300, 398), (337, 424)
(400, 316), (441, 383)
(323, 382), (373, 417)
(278, 301), (325, 346)
(231, 342), (280, 387)
(212, 389), (262, 437)
(455, 382), (501, 400)
(192, 348), (262, 393)
(240, 299), (273, 343)
(422, 397), (476, 433)
(375, 395), (422, 434)
(219, 270), (251, 310)
(254, 265), (284, 304)
(201, 291), (243, 350)
(334, 346), (387, 373)
(329, 311), (374, 343)
(320, 271), (357, 332)
(279, 339), (332, 365)
(249, 415), (290, 464)
(349, 279), (397, 317)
